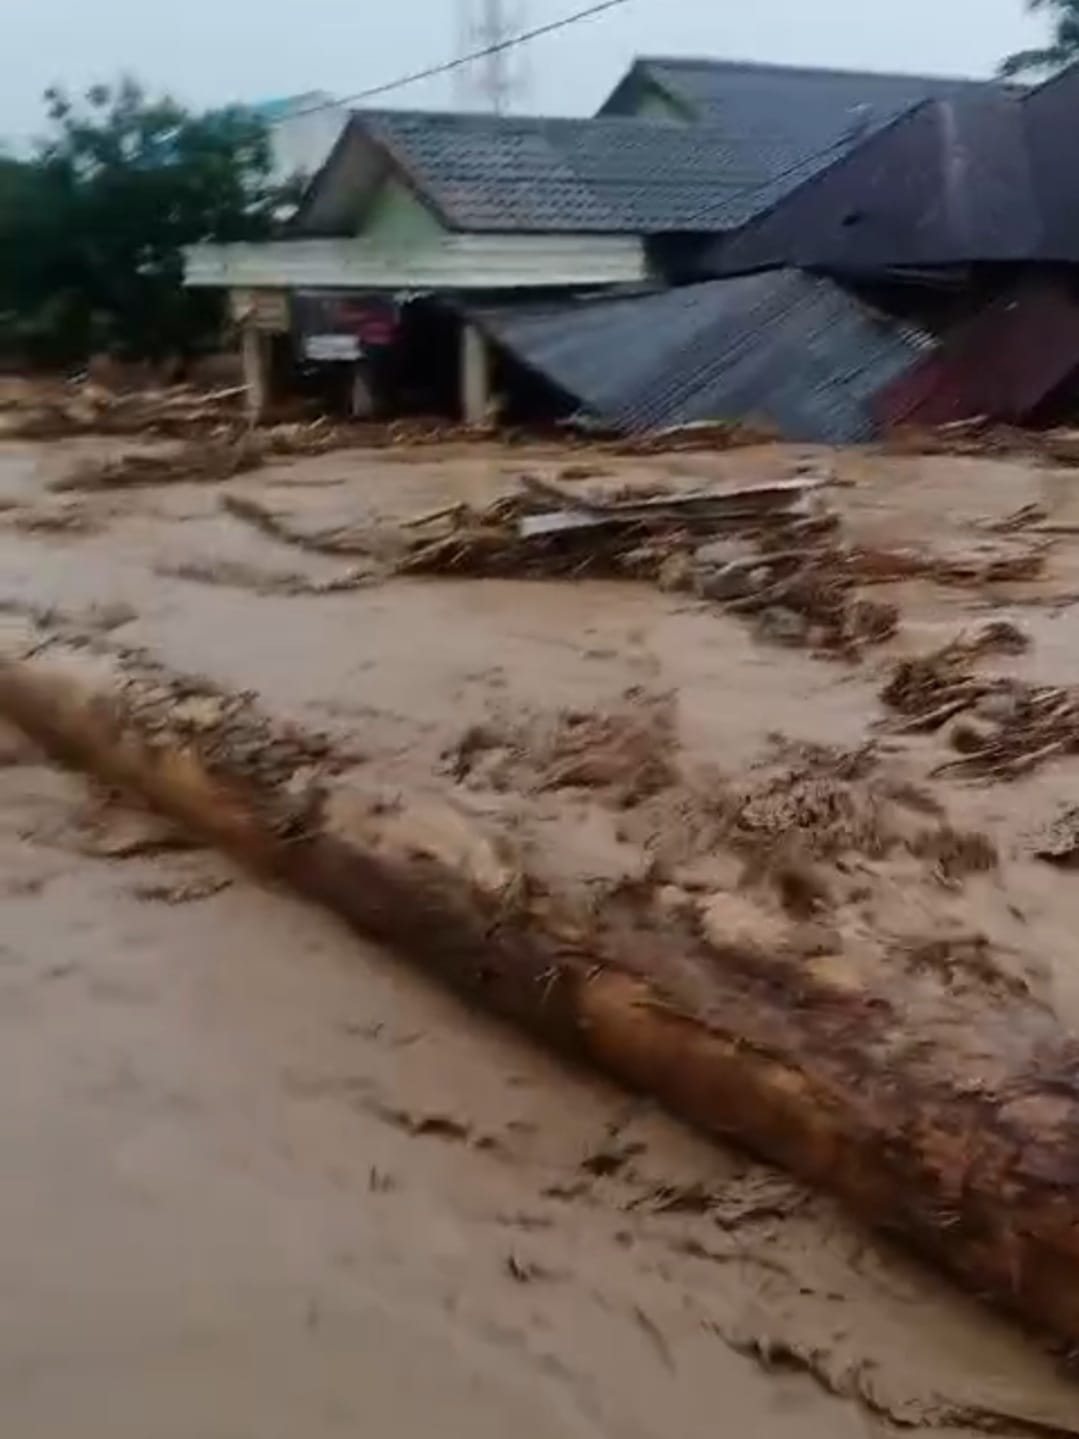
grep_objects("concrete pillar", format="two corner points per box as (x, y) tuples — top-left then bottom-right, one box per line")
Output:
(349, 363), (375, 420)
(460, 323), (491, 427)
(240, 322), (271, 425)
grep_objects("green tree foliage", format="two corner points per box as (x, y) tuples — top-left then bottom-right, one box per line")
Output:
(0, 78), (288, 364)
(1002, 0), (1079, 77)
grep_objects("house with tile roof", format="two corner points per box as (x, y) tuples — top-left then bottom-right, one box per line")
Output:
(186, 79), (876, 423)
(182, 55), (1017, 434)
(192, 58), (1008, 297)
(187, 104), (838, 298)
(674, 62), (1079, 429)
(599, 55), (1007, 137)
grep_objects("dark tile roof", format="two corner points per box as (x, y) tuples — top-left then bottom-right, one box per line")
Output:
(343, 109), (840, 234)
(602, 56), (1007, 153)
(470, 270), (932, 442)
(296, 58), (1020, 245)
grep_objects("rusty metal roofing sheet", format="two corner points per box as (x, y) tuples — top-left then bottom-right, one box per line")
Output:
(472, 271), (933, 443)
(874, 275), (1079, 428)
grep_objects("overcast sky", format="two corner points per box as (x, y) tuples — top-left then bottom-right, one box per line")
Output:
(0, 0), (1044, 143)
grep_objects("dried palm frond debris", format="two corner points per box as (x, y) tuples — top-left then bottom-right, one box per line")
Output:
(53, 435), (267, 492)
(51, 421), (365, 493)
(878, 623), (1079, 780)
(1, 380), (245, 439)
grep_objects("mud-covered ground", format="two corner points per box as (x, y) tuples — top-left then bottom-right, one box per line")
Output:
(4, 433), (1079, 1437)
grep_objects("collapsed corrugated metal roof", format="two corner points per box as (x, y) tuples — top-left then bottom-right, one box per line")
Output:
(471, 271), (934, 443)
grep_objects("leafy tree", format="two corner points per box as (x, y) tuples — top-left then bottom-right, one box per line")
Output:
(1001, 0), (1079, 77)
(0, 78), (288, 364)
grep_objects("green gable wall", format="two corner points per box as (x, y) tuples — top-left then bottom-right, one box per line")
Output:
(361, 175), (445, 247)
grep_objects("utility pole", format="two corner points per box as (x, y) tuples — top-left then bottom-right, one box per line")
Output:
(453, 0), (530, 113)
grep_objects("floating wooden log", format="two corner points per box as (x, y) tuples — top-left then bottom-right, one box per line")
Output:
(4, 634), (1079, 1349)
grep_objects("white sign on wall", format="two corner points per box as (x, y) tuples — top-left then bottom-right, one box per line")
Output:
(303, 334), (362, 363)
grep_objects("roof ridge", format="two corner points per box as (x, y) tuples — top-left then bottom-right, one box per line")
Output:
(635, 54), (995, 88)
(354, 106), (720, 127)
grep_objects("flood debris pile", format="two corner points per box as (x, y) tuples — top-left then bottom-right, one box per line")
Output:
(215, 470), (1047, 637)
(447, 696), (680, 807)
(397, 474), (827, 579)
(607, 418), (777, 455)
(0, 635), (347, 844)
(114, 661), (344, 798)
(51, 422), (354, 493)
(449, 703), (998, 901)
(0, 373), (579, 448)
(884, 418), (1034, 459)
(6, 500), (103, 537)
(721, 739), (998, 883)
(849, 538), (1046, 587)
(1032, 806), (1079, 866)
(397, 475), (899, 654)
(54, 435), (267, 492)
(884, 417), (1079, 467)
(155, 558), (372, 598)
(220, 492), (386, 559)
(879, 622), (1079, 779)
(0, 380), (245, 439)
(53, 415), (498, 494)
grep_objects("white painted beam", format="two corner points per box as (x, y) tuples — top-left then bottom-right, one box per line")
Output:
(185, 234), (647, 292)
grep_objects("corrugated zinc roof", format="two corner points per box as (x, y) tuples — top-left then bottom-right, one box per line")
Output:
(696, 60), (1079, 278)
(702, 92), (1041, 277)
(1023, 62), (1079, 261)
(874, 276), (1079, 428)
(471, 270), (933, 442)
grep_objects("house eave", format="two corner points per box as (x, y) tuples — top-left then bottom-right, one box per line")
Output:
(184, 232), (649, 292)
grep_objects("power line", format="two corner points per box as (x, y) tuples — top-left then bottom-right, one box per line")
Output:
(290, 0), (632, 118)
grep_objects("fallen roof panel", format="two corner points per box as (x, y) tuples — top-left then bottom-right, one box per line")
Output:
(874, 275), (1079, 429)
(472, 271), (934, 443)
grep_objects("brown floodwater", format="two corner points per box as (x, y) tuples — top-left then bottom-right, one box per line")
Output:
(2, 435), (1079, 1436)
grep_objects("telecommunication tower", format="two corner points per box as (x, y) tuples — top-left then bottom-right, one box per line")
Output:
(453, 0), (530, 113)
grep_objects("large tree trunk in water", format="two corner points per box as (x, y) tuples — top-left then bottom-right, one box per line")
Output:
(4, 633), (1079, 1349)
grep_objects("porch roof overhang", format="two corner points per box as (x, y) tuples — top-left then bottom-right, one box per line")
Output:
(184, 233), (648, 293)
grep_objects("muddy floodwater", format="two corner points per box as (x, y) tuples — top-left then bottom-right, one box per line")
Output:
(3, 434), (1079, 1436)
